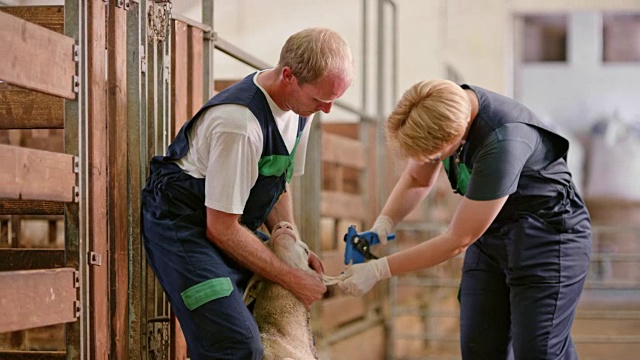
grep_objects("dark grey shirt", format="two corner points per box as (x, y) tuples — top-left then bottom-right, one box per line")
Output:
(465, 123), (559, 201)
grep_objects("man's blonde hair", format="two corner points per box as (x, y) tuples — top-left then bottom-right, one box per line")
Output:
(386, 79), (471, 159)
(277, 27), (353, 85)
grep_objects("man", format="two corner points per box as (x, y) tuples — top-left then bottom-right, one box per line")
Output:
(141, 28), (353, 359)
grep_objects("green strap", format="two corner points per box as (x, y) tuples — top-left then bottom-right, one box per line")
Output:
(180, 277), (233, 311)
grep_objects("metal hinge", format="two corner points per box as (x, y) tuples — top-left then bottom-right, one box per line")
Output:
(74, 271), (80, 288)
(72, 75), (80, 94)
(89, 251), (102, 266)
(72, 45), (80, 94)
(124, 0), (130, 10)
(116, 0), (124, 7)
(140, 45), (147, 73)
(73, 156), (80, 174)
(73, 300), (81, 318)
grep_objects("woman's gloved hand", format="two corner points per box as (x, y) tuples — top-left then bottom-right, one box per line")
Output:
(337, 258), (391, 296)
(369, 215), (395, 245)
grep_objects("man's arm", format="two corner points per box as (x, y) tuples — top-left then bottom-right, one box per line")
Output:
(206, 207), (326, 309)
(264, 184), (295, 232)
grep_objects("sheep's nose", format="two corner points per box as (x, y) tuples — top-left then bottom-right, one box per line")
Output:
(274, 222), (294, 231)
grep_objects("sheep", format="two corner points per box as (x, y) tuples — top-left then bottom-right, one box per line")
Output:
(244, 221), (339, 360)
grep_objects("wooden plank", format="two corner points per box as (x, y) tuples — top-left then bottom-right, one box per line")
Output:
(188, 26), (204, 117)
(0, 351), (66, 360)
(171, 20), (189, 137)
(321, 249), (347, 277)
(322, 123), (360, 139)
(0, 200), (64, 215)
(87, 0), (109, 358)
(321, 296), (367, 329)
(321, 190), (365, 220)
(0, 11), (75, 99)
(0, 144), (76, 202)
(0, 7), (65, 129)
(322, 132), (366, 169)
(0, 249), (65, 271)
(329, 324), (385, 359)
(0, 268), (77, 333)
(0, 85), (64, 129)
(0, 6), (65, 34)
(107, 2), (128, 358)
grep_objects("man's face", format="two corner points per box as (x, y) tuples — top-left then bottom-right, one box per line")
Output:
(290, 73), (351, 117)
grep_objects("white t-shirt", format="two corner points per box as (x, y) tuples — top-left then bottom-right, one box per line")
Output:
(173, 71), (314, 214)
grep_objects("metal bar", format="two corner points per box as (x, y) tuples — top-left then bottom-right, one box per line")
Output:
(126, 1), (146, 358)
(170, 12), (211, 32)
(202, 0), (214, 100)
(63, 0), (86, 358)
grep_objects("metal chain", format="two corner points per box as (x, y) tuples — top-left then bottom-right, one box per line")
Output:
(148, 1), (172, 44)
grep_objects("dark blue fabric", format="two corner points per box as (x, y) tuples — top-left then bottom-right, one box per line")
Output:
(142, 162), (263, 359)
(164, 72), (307, 231)
(141, 73), (306, 358)
(453, 85), (591, 359)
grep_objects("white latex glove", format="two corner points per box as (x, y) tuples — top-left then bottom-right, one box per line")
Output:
(369, 215), (395, 245)
(338, 258), (391, 296)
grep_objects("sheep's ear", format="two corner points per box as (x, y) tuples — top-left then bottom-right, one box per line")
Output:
(243, 275), (263, 306)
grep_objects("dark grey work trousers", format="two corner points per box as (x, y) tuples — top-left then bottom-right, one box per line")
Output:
(460, 213), (591, 360)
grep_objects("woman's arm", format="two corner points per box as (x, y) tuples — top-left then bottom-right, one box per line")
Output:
(380, 159), (441, 225)
(387, 195), (508, 275)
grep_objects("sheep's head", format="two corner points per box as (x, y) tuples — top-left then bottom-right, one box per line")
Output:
(269, 221), (310, 270)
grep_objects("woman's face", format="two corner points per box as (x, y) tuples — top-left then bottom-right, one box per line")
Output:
(417, 135), (465, 164)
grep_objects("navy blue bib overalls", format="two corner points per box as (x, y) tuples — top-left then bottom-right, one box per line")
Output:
(141, 73), (306, 359)
(448, 85), (591, 360)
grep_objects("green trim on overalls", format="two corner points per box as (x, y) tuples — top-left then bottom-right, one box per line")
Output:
(442, 157), (472, 196)
(257, 136), (301, 183)
(180, 277), (234, 310)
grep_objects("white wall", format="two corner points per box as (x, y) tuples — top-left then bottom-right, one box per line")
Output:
(170, 0), (640, 129)
(518, 12), (640, 135)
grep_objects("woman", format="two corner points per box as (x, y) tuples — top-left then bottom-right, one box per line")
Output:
(338, 79), (591, 359)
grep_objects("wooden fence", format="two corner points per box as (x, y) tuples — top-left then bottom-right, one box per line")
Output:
(0, 5), (80, 359)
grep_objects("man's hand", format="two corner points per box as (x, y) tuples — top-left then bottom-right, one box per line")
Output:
(338, 258), (391, 296)
(369, 215), (395, 245)
(287, 269), (327, 310)
(308, 250), (324, 275)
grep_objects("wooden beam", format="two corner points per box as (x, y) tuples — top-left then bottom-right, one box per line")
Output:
(322, 132), (366, 169)
(0, 84), (64, 129)
(171, 20), (189, 137)
(0, 6), (65, 34)
(87, 0), (109, 358)
(0, 7), (65, 129)
(0, 145), (76, 202)
(321, 296), (367, 329)
(188, 26), (204, 117)
(0, 199), (64, 215)
(108, 1), (128, 358)
(0, 11), (76, 99)
(0, 351), (66, 360)
(0, 268), (78, 333)
(321, 190), (365, 220)
(0, 249), (65, 271)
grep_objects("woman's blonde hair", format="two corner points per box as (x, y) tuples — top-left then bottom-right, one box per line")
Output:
(277, 27), (353, 85)
(386, 79), (471, 159)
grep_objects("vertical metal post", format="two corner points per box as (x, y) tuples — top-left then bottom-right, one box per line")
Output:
(375, 0), (386, 215)
(202, 0), (215, 100)
(126, 0), (147, 358)
(65, 0), (88, 359)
